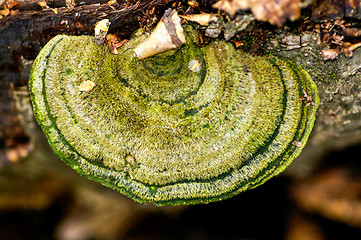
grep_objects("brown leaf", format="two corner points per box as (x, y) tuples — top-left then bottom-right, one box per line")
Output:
(108, 0), (117, 7)
(322, 49), (341, 60)
(65, 0), (76, 8)
(9, 9), (18, 15)
(0, 4), (10, 17)
(213, 0), (250, 16)
(37, 1), (48, 9)
(106, 33), (128, 55)
(342, 27), (361, 37)
(231, 39), (244, 47)
(213, 0), (301, 26)
(6, 0), (19, 9)
(188, 0), (199, 8)
(180, 13), (218, 26)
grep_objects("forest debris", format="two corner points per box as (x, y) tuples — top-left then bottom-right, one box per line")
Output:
(134, 9), (186, 59)
(5, 0), (18, 9)
(94, 19), (110, 45)
(125, 154), (137, 167)
(276, 32), (314, 50)
(65, 0), (76, 8)
(213, 0), (302, 26)
(322, 49), (341, 60)
(205, 14), (224, 38)
(300, 90), (315, 106)
(224, 14), (254, 40)
(342, 27), (361, 37)
(231, 39), (244, 47)
(0, 4), (10, 17)
(343, 42), (361, 57)
(188, 0), (199, 8)
(180, 13), (224, 38)
(106, 34), (128, 54)
(136, 5), (158, 32)
(317, 18), (361, 60)
(321, 42), (361, 60)
(79, 80), (95, 92)
(325, 19), (361, 38)
(188, 59), (202, 72)
(108, 0), (117, 5)
(292, 140), (303, 147)
(213, 0), (248, 16)
(0, 0), (18, 17)
(181, 13), (219, 26)
(95, 19), (110, 36)
(108, 0), (118, 9)
(37, 1), (49, 9)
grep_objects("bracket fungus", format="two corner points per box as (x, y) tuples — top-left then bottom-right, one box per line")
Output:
(29, 18), (319, 206)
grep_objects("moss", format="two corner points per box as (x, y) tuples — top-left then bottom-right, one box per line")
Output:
(328, 71), (338, 79)
(29, 26), (319, 206)
(238, 35), (255, 51)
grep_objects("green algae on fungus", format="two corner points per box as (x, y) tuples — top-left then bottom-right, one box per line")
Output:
(29, 27), (319, 206)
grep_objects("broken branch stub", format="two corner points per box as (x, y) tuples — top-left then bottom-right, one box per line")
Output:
(133, 9), (186, 59)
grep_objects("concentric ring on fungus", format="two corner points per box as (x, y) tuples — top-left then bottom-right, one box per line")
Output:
(29, 26), (319, 206)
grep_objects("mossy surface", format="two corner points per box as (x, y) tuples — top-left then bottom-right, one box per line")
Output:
(29, 28), (319, 206)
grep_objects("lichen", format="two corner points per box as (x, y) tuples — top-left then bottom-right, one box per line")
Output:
(29, 26), (319, 206)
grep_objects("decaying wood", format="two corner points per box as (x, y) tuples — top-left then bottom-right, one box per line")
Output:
(0, 0), (177, 68)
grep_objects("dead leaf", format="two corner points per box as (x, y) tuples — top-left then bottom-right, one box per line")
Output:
(0, 4), (10, 16)
(213, 0), (249, 16)
(65, 0), (76, 8)
(322, 49), (341, 60)
(213, 0), (302, 26)
(37, 1), (49, 9)
(108, 0), (117, 9)
(231, 39), (244, 47)
(181, 13), (219, 26)
(188, 0), (199, 8)
(106, 34), (128, 54)
(342, 27), (361, 37)
(9, 9), (17, 15)
(6, 0), (19, 9)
